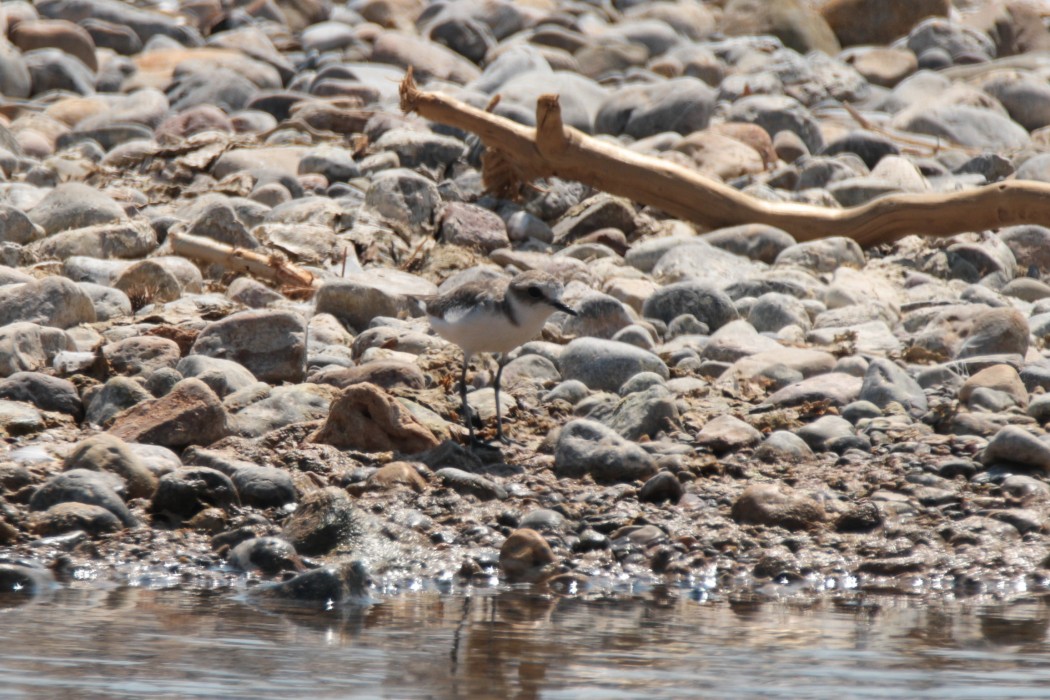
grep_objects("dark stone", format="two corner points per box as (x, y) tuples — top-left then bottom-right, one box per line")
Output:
(151, 467), (239, 518)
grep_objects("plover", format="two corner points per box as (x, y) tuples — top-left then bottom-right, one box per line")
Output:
(425, 270), (576, 444)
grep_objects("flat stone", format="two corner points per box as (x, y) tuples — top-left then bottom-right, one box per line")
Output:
(228, 384), (333, 437)
(765, 372), (863, 407)
(553, 418), (657, 484)
(0, 277), (96, 329)
(28, 182), (126, 235)
(859, 358), (928, 416)
(956, 308), (1029, 359)
(642, 281), (738, 330)
(0, 372), (82, 419)
(960, 364), (1028, 409)
(29, 468), (135, 526)
(438, 202), (509, 253)
(190, 309), (307, 384)
(595, 77), (715, 139)
(176, 355), (257, 398)
(731, 482), (825, 530)
(26, 219), (158, 260)
(314, 270), (432, 332)
(84, 376), (151, 426)
(559, 337), (668, 392)
(754, 430), (815, 463)
(103, 336), (181, 378)
(435, 467), (507, 501)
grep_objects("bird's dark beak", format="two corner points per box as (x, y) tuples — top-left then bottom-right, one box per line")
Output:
(553, 300), (577, 316)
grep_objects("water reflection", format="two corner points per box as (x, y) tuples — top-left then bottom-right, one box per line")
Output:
(2, 587), (1050, 698)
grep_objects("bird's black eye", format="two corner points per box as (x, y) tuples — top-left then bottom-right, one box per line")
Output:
(527, 286), (543, 299)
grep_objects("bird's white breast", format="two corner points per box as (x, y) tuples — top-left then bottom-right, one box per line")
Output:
(428, 299), (553, 357)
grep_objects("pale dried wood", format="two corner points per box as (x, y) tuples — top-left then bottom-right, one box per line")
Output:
(170, 231), (317, 289)
(399, 70), (1050, 246)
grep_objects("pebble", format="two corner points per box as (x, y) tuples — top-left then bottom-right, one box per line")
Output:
(30, 468), (136, 527)
(228, 537), (302, 575)
(499, 528), (556, 584)
(558, 337), (668, 392)
(282, 487), (362, 556)
(31, 502), (124, 537)
(696, 414), (763, 453)
(731, 483), (825, 531)
(0, 277), (96, 329)
(63, 433), (156, 499)
(249, 560), (372, 604)
(981, 426), (1050, 472)
(190, 309), (307, 384)
(0, 372), (82, 419)
(554, 419), (657, 484)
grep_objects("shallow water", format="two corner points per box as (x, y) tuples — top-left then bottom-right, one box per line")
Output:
(3, 586), (1050, 699)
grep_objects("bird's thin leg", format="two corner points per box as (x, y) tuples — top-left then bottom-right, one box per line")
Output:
(494, 354), (511, 444)
(461, 352), (474, 444)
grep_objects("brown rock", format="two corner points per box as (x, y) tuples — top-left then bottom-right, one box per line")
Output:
(959, 364), (1028, 408)
(364, 461), (428, 492)
(9, 19), (98, 71)
(499, 528), (556, 584)
(309, 382), (439, 454)
(308, 360), (426, 391)
(731, 483), (825, 530)
(723, 0), (840, 55)
(708, 122), (777, 167)
(821, 0), (949, 47)
(674, 130), (766, 179)
(844, 47), (918, 88)
(108, 378), (229, 447)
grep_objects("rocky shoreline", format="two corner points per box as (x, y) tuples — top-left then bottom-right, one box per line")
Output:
(3, 0), (1050, 606)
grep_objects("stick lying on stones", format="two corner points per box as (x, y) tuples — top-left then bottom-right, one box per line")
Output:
(399, 71), (1050, 246)
(170, 231), (317, 289)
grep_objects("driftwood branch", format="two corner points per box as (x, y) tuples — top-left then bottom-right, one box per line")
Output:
(170, 231), (317, 289)
(399, 71), (1050, 246)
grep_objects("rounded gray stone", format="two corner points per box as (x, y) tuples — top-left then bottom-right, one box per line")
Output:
(553, 418), (657, 484)
(191, 309), (307, 384)
(558, 337), (668, 392)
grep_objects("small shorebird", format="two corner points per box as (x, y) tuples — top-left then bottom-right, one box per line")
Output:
(425, 270), (576, 444)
